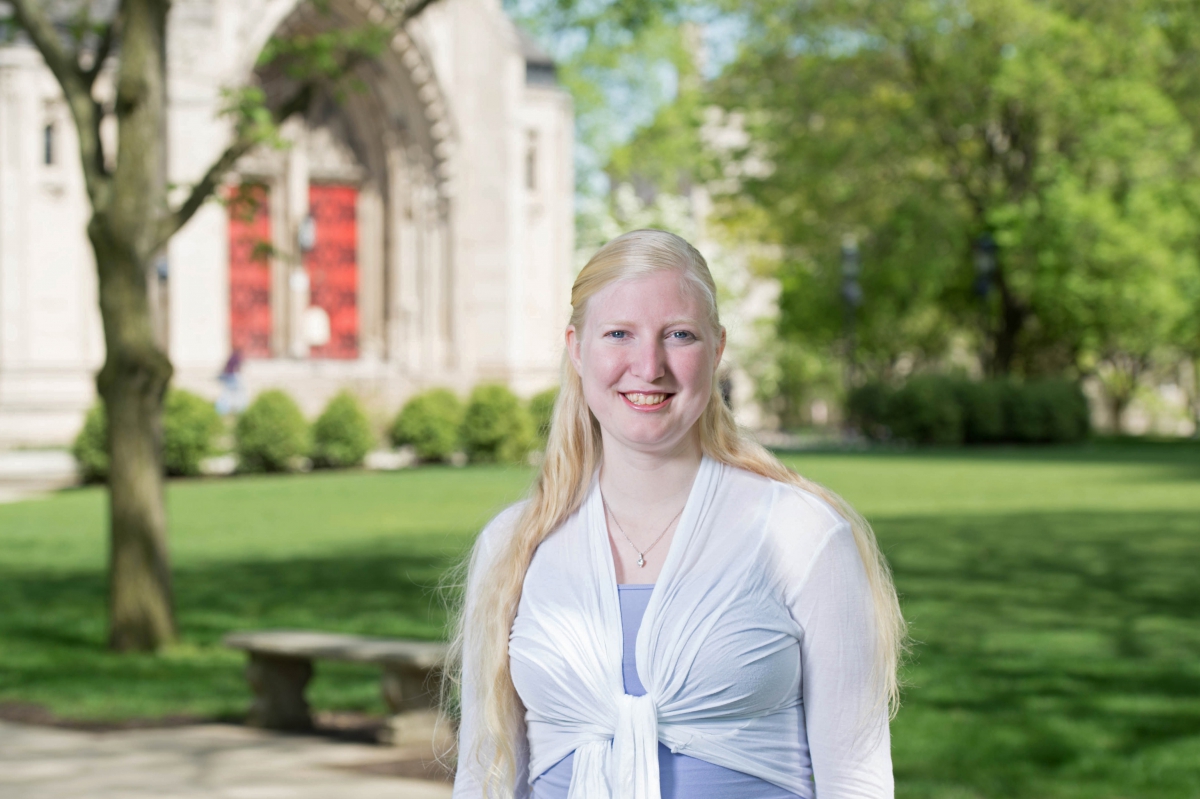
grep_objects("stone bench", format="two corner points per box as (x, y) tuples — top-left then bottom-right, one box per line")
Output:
(224, 630), (452, 748)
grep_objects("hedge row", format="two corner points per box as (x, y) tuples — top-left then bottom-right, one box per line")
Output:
(390, 385), (559, 465)
(74, 384), (562, 480)
(847, 376), (1090, 446)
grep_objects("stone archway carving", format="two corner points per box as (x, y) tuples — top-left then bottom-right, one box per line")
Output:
(238, 0), (457, 197)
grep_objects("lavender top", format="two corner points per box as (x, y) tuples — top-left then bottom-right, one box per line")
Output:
(530, 584), (803, 799)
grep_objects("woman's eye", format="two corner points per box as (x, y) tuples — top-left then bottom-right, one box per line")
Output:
(670, 330), (694, 340)
(606, 330), (627, 339)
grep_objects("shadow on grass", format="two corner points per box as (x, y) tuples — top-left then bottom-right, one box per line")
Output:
(0, 544), (468, 723)
(3, 505), (1200, 797)
(879, 508), (1200, 799)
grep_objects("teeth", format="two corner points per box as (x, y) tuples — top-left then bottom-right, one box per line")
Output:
(625, 393), (667, 406)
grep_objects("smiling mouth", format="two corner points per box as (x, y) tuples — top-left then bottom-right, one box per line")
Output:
(621, 392), (674, 410)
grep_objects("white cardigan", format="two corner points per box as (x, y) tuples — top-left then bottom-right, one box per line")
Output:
(453, 456), (893, 799)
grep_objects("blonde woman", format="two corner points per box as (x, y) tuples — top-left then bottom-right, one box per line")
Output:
(451, 230), (905, 799)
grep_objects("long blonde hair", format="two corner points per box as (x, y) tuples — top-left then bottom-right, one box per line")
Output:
(449, 229), (905, 796)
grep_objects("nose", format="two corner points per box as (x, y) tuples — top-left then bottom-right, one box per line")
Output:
(630, 337), (666, 383)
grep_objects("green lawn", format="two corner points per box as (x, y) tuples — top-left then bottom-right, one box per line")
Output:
(2, 441), (1199, 798)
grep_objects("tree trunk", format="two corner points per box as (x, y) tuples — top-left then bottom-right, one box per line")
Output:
(98, 0), (176, 652)
(91, 217), (176, 651)
(13, 0), (436, 653)
(1109, 392), (1129, 435)
(986, 259), (1029, 376)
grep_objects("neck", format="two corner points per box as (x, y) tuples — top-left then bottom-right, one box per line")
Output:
(598, 432), (703, 512)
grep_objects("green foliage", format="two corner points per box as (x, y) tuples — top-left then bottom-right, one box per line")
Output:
(72, 402), (108, 483)
(390, 388), (464, 462)
(73, 390), (224, 481)
(311, 391), (374, 469)
(850, 375), (1090, 445)
(757, 342), (840, 430)
(460, 384), (534, 464)
(707, 0), (1200, 380)
(235, 390), (310, 473)
(257, 24), (389, 83)
(528, 387), (560, 448)
(163, 389), (223, 477)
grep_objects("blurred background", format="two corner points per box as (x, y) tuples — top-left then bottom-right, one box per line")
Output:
(0, 1), (1198, 798)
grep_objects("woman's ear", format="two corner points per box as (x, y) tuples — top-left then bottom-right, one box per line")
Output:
(714, 327), (727, 369)
(566, 325), (583, 376)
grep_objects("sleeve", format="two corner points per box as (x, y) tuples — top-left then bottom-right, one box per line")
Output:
(452, 506), (532, 799)
(789, 521), (894, 799)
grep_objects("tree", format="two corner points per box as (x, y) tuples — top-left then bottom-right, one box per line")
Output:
(711, 0), (1198, 385)
(5, 0), (436, 651)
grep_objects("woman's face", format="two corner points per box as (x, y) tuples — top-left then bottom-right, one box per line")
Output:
(567, 268), (725, 459)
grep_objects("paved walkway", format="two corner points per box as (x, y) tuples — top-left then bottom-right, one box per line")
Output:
(0, 720), (454, 799)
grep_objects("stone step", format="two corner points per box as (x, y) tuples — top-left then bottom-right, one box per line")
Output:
(0, 450), (79, 503)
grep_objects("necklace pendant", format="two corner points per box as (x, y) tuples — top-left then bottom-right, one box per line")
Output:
(637, 554), (646, 568)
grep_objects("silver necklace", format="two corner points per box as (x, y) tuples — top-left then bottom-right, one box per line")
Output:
(601, 494), (685, 568)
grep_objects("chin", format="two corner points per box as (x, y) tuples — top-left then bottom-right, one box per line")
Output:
(611, 419), (695, 454)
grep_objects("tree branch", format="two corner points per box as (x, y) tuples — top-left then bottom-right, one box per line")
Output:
(10, 0), (110, 206)
(9, 0), (81, 87)
(84, 19), (118, 89)
(156, 83), (314, 248)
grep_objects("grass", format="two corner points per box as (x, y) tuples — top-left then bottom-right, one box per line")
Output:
(2, 441), (1199, 797)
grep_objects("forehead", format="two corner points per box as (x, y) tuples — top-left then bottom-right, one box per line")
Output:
(585, 270), (708, 324)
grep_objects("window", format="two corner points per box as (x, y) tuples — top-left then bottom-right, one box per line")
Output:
(43, 122), (55, 166)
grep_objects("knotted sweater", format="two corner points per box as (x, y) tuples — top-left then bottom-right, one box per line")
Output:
(452, 456), (893, 799)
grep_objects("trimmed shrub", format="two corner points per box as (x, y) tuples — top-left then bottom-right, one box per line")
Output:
(954, 379), (1006, 444)
(886, 376), (964, 445)
(390, 388), (463, 462)
(846, 382), (894, 441)
(1005, 379), (1090, 444)
(235, 389), (310, 473)
(847, 375), (1089, 446)
(163, 389), (223, 476)
(1038, 379), (1090, 443)
(73, 401), (109, 483)
(73, 389), (224, 481)
(528, 387), (559, 448)
(312, 391), (375, 469)
(461, 384), (534, 464)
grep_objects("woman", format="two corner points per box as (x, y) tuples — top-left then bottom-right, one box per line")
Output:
(451, 230), (905, 799)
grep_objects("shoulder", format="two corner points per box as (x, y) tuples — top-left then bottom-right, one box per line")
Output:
(462, 500), (528, 600)
(474, 500), (529, 560)
(719, 461), (848, 541)
(718, 462), (856, 591)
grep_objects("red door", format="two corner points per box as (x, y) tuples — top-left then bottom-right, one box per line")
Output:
(304, 184), (359, 359)
(227, 184), (272, 358)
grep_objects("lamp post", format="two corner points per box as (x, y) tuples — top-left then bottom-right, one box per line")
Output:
(841, 234), (863, 389)
(973, 233), (997, 373)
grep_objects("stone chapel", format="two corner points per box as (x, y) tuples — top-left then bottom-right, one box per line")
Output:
(0, 0), (574, 447)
